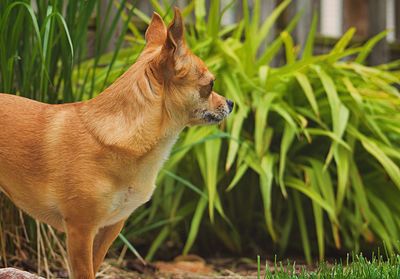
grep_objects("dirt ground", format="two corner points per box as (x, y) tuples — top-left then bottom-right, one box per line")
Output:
(92, 255), (315, 279)
(97, 258), (257, 279)
(4, 253), (317, 278)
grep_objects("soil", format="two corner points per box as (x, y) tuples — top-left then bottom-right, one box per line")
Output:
(3, 254), (319, 278)
(93, 255), (318, 279)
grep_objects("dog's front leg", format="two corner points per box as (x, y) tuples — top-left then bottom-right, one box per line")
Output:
(92, 219), (125, 275)
(66, 224), (96, 279)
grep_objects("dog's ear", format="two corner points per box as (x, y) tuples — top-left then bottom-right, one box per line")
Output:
(145, 12), (167, 46)
(156, 8), (186, 80)
(165, 7), (185, 54)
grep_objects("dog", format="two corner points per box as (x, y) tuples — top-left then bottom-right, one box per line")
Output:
(0, 8), (233, 279)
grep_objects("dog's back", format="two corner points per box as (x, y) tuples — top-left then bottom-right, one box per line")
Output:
(0, 94), (84, 229)
(0, 93), (47, 188)
(0, 94), (54, 216)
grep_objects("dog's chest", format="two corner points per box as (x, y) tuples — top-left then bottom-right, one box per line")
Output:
(103, 135), (177, 227)
(107, 184), (153, 224)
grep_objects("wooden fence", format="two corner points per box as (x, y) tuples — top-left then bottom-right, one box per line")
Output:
(100, 0), (400, 65)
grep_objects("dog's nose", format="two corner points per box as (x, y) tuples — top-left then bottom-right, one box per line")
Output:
(226, 99), (234, 112)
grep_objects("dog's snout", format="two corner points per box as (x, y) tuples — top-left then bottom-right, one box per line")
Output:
(226, 99), (234, 112)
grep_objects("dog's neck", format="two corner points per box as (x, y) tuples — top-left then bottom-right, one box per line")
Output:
(80, 58), (182, 156)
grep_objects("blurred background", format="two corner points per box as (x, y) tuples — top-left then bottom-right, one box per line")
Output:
(136, 0), (400, 64)
(0, 0), (399, 277)
(74, 0), (400, 62)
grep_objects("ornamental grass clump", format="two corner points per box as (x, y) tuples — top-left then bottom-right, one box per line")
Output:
(130, 0), (400, 262)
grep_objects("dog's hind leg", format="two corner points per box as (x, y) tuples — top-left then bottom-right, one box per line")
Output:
(65, 223), (96, 279)
(92, 219), (125, 275)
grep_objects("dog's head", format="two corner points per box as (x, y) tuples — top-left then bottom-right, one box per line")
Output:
(141, 8), (234, 127)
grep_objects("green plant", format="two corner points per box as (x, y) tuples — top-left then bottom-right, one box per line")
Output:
(259, 253), (400, 278)
(112, 0), (400, 264)
(0, 0), (138, 102)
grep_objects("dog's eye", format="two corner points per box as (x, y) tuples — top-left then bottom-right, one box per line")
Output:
(199, 80), (214, 98)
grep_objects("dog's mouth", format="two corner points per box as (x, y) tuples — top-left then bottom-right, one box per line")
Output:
(200, 108), (230, 124)
(203, 112), (224, 123)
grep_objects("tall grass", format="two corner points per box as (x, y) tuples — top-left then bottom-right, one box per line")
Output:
(0, 0), (137, 102)
(0, 0), (399, 276)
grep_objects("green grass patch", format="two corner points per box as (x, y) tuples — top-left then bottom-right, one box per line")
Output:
(259, 254), (400, 278)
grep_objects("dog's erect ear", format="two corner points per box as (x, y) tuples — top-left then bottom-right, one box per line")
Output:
(165, 7), (185, 53)
(145, 12), (167, 46)
(156, 8), (186, 79)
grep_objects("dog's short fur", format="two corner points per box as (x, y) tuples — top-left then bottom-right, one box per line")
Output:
(0, 9), (232, 279)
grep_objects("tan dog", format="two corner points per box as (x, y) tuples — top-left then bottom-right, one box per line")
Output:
(0, 8), (233, 279)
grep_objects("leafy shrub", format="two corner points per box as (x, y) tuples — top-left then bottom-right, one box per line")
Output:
(118, 0), (400, 263)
